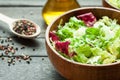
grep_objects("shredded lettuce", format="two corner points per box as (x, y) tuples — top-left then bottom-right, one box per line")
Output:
(56, 17), (85, 41)
(50, 15), (120, 65)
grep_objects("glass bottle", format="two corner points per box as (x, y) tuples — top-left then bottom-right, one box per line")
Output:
(42, 0), (80, 25)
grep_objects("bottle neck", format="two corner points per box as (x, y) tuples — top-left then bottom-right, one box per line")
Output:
(45, 0), (80, 10)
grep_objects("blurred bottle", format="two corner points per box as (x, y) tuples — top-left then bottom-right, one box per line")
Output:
(42, 0), (80, 25)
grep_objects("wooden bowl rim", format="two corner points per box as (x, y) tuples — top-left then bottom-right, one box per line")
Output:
(45, 7), (120, 67)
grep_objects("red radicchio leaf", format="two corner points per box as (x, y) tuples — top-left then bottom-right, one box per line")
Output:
(49, 31), (59, 41)
(77, 12), (96, 27)
(55, 41), (70, 56)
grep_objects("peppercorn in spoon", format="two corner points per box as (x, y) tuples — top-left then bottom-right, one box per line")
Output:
(0, 13), (41, 39)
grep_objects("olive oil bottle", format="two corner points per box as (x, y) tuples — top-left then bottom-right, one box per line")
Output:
(42, 0), (80, 25)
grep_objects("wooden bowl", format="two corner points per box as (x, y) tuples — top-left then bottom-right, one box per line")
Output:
(102, 0), (120, 10)
(45, 7), (120, 80)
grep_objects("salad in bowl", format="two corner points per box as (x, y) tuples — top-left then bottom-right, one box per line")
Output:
(49, 12), (120, 65)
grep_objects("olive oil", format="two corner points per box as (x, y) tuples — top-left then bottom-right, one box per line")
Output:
(42, 0), (80, 25)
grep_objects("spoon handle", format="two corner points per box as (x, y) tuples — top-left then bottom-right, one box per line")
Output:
(0, 13), (15, 25)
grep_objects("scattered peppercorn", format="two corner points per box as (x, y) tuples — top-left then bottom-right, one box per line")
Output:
(12, 43), (14, 45)
(21, 54), (30, 60)
(7, 37), (12, 42)
(15, 47), (18, 51)
(0, 46), (3, 50)
(1, 40), (4, 44)
(0, 37), (35, 66)
(33, 49), (35, 51)
(26, 61), (30, 64)
(29, 57), (32, 61)
(2, 57), (4, 60)
(18, 59), (21, 62)
(7, 44), (9, 47)
(12, 60), (16, 65)
(3, 31), (5, 33)
(42, 58), (44, 60)
(5, 40), (7, 42)
(21, 46), (25, 49)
